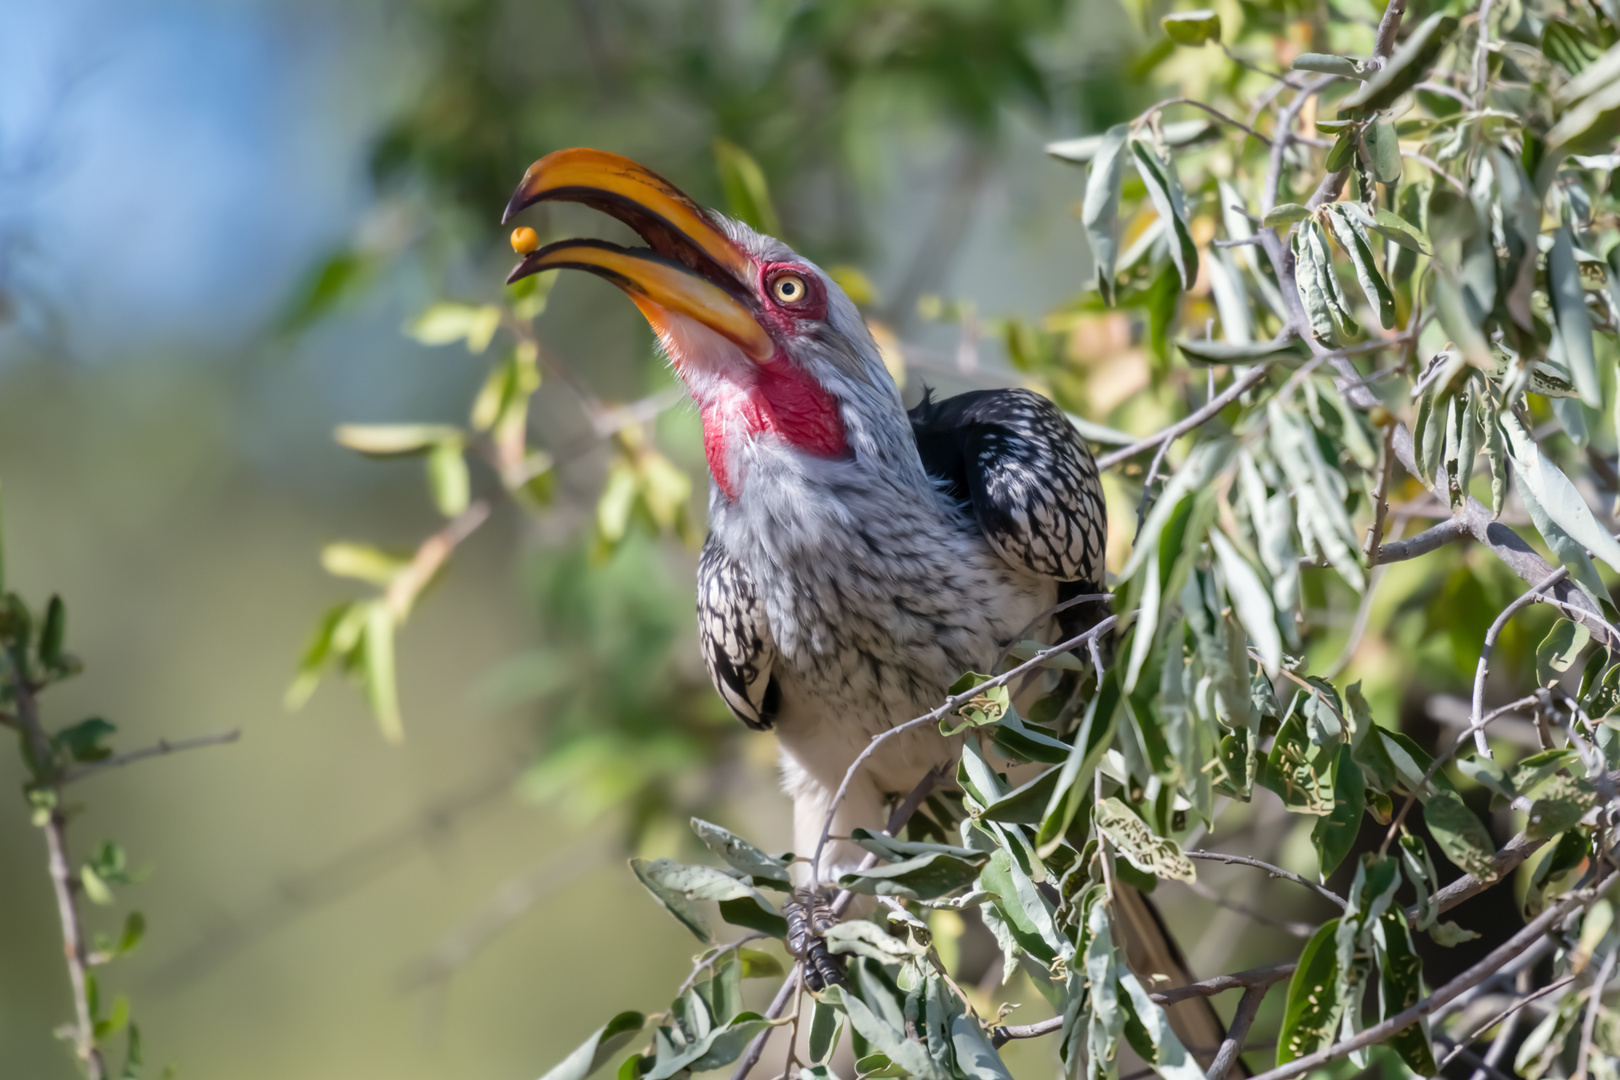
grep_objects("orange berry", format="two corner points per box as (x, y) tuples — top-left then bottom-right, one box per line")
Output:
(510, 226), (539, 254)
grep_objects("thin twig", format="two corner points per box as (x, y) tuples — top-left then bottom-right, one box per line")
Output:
(61, 728), (241, 784)
(1139, 97), (1274, 145)
(994, 962), (1297, 1043)
(1576, 945), (1617, 1080)
(1097, 364), (1274, 471)
(1377, 691), (1542, 856)
(1181, 878), (1316, 938)
(1364, 426), (1396, 565)
(809, 617), (1117, 880)
(728, 966), (802, 1080)
(4, 647), (104, 1079)
(1185, 850), (1348, 911)
(1438, 974), (1577, 1071)
(1472, 567), (1569, 755)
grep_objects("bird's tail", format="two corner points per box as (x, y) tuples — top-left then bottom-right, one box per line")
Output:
(1112, 881), (1251, 1078)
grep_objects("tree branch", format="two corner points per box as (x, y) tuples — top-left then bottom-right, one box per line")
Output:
(1206, 984), (1267, 1080)
(61, 728), (240, 785)
(5, 647), (104, 1079)
(1373, 516), (1469, 563)
(1098, 364), (1274, 471)
(1185, 850), (1348, 910)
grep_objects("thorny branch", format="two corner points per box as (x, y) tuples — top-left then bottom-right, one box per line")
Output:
(61, 728), (241, 785)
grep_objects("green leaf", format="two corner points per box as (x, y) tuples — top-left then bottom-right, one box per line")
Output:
(538, 1013), (647, 1080)
(333, 423), (464, 458)
(1324, 127), (1357, 172)
(1160, 10), (1220, 45)
(690, 819), (793, 890)
(1325, 204), (1396, 329)
(1292, 53), (1365, 79)
(1096, 797), (1195, 883)
(1378, 912), (1437, 1073)
(1046, 120), (1215, 164)
(838, 848), (990, 901)
(940, 674), (1010, 735)
(717, 895), (789, 938)
(1082, 124), (1130, 305)
(1174, 336), (1308, 364)
(320, 542), (409, 586)
(1365, 121), (1402, 183)
(362, 603), (402, 742)
(1277, 920), (1343, 1065)
(1312, 745), (1365, 877)
(1363, 206), (1429, 253)
(823, 919), (927, 963)
(628, 858), (713, 942)
(407, 302), (501, 353)
(737, 948), (783, 979)
(1130, 139), (1200, 290)
(52, 717), (117, 764)
(427, 439), (470, 517)
(1340, 14), (1460, 114)
(1262, 203), (1310, 226)
(1423, 791), (1497, 881)
(1536, 620), (1592, 688)
(808, 996), (841, 1064)
(1291, 223), (1339, 342)
(1548, 228), (1602, 408)
(39, 594), (65, 670)
(1501, 409), (1620, 573)
(712, 138), (781, 237)
(819, 986), (949, 1080)
(979, 847), (1067, 962)
(117, 910), (146, 956)
(1117, 973), (1205, 1080)
(1211, 530), (1281, 676)
(646, 1012), (774, 1080)
(949, 1013), (1014, 1080)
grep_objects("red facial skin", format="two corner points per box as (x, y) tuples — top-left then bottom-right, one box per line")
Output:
(700, 261), (849, 500)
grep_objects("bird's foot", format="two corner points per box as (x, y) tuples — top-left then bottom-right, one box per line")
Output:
(784, 889), (846, 991)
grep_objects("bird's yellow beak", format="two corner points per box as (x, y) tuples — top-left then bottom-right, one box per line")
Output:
(504, 148), (772, 362)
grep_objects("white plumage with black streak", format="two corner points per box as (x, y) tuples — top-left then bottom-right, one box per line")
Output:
(504, 148), (1235, 1071)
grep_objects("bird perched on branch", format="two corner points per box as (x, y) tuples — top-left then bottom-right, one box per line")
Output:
(503, 148), (1230, 1067)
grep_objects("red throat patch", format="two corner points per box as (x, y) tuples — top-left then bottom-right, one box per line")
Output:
(701, 358), (848, 500)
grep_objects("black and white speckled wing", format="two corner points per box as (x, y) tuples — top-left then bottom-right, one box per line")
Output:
(697, 536), (781, 731)
(910, 388), (1107, 588)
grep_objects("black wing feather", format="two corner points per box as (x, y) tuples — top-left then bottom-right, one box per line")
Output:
(696, 536), (780, 731)
(910, 387), (1108, 591)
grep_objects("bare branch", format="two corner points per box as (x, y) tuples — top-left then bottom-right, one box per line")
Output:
(1097, 364), (1273, 471)
(384, 500), (491, 619)
(1471, 567), (1569, 755)
(1373, 516), (1470, 563)
(61, 728), (240, 785)
(1206, 983), (1267, 1080)
(1576, 945), (1617, 1080)
(1185, 850), (1348, 911)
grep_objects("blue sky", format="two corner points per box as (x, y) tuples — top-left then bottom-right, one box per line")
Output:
(0, 0), (395, 355)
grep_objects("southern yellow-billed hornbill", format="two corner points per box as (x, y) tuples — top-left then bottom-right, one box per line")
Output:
(505, 149), (1231, 1067)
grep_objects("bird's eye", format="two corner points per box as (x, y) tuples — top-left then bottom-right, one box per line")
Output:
(771, 273), (807, 304)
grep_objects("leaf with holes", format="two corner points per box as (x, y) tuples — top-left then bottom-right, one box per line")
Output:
(1277, 920), (1344, 1065)
(1096, 797), (1195, 882)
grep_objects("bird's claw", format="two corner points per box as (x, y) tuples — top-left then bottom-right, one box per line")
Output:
(784, 889), (846, 991)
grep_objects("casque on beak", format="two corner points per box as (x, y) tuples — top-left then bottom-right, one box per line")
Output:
(503, 148), (772, 363)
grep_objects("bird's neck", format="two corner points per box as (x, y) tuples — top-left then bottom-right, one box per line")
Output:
(701, 358), (848, 500)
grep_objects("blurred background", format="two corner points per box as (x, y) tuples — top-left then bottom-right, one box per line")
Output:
(0, 1), (1549, 1077)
